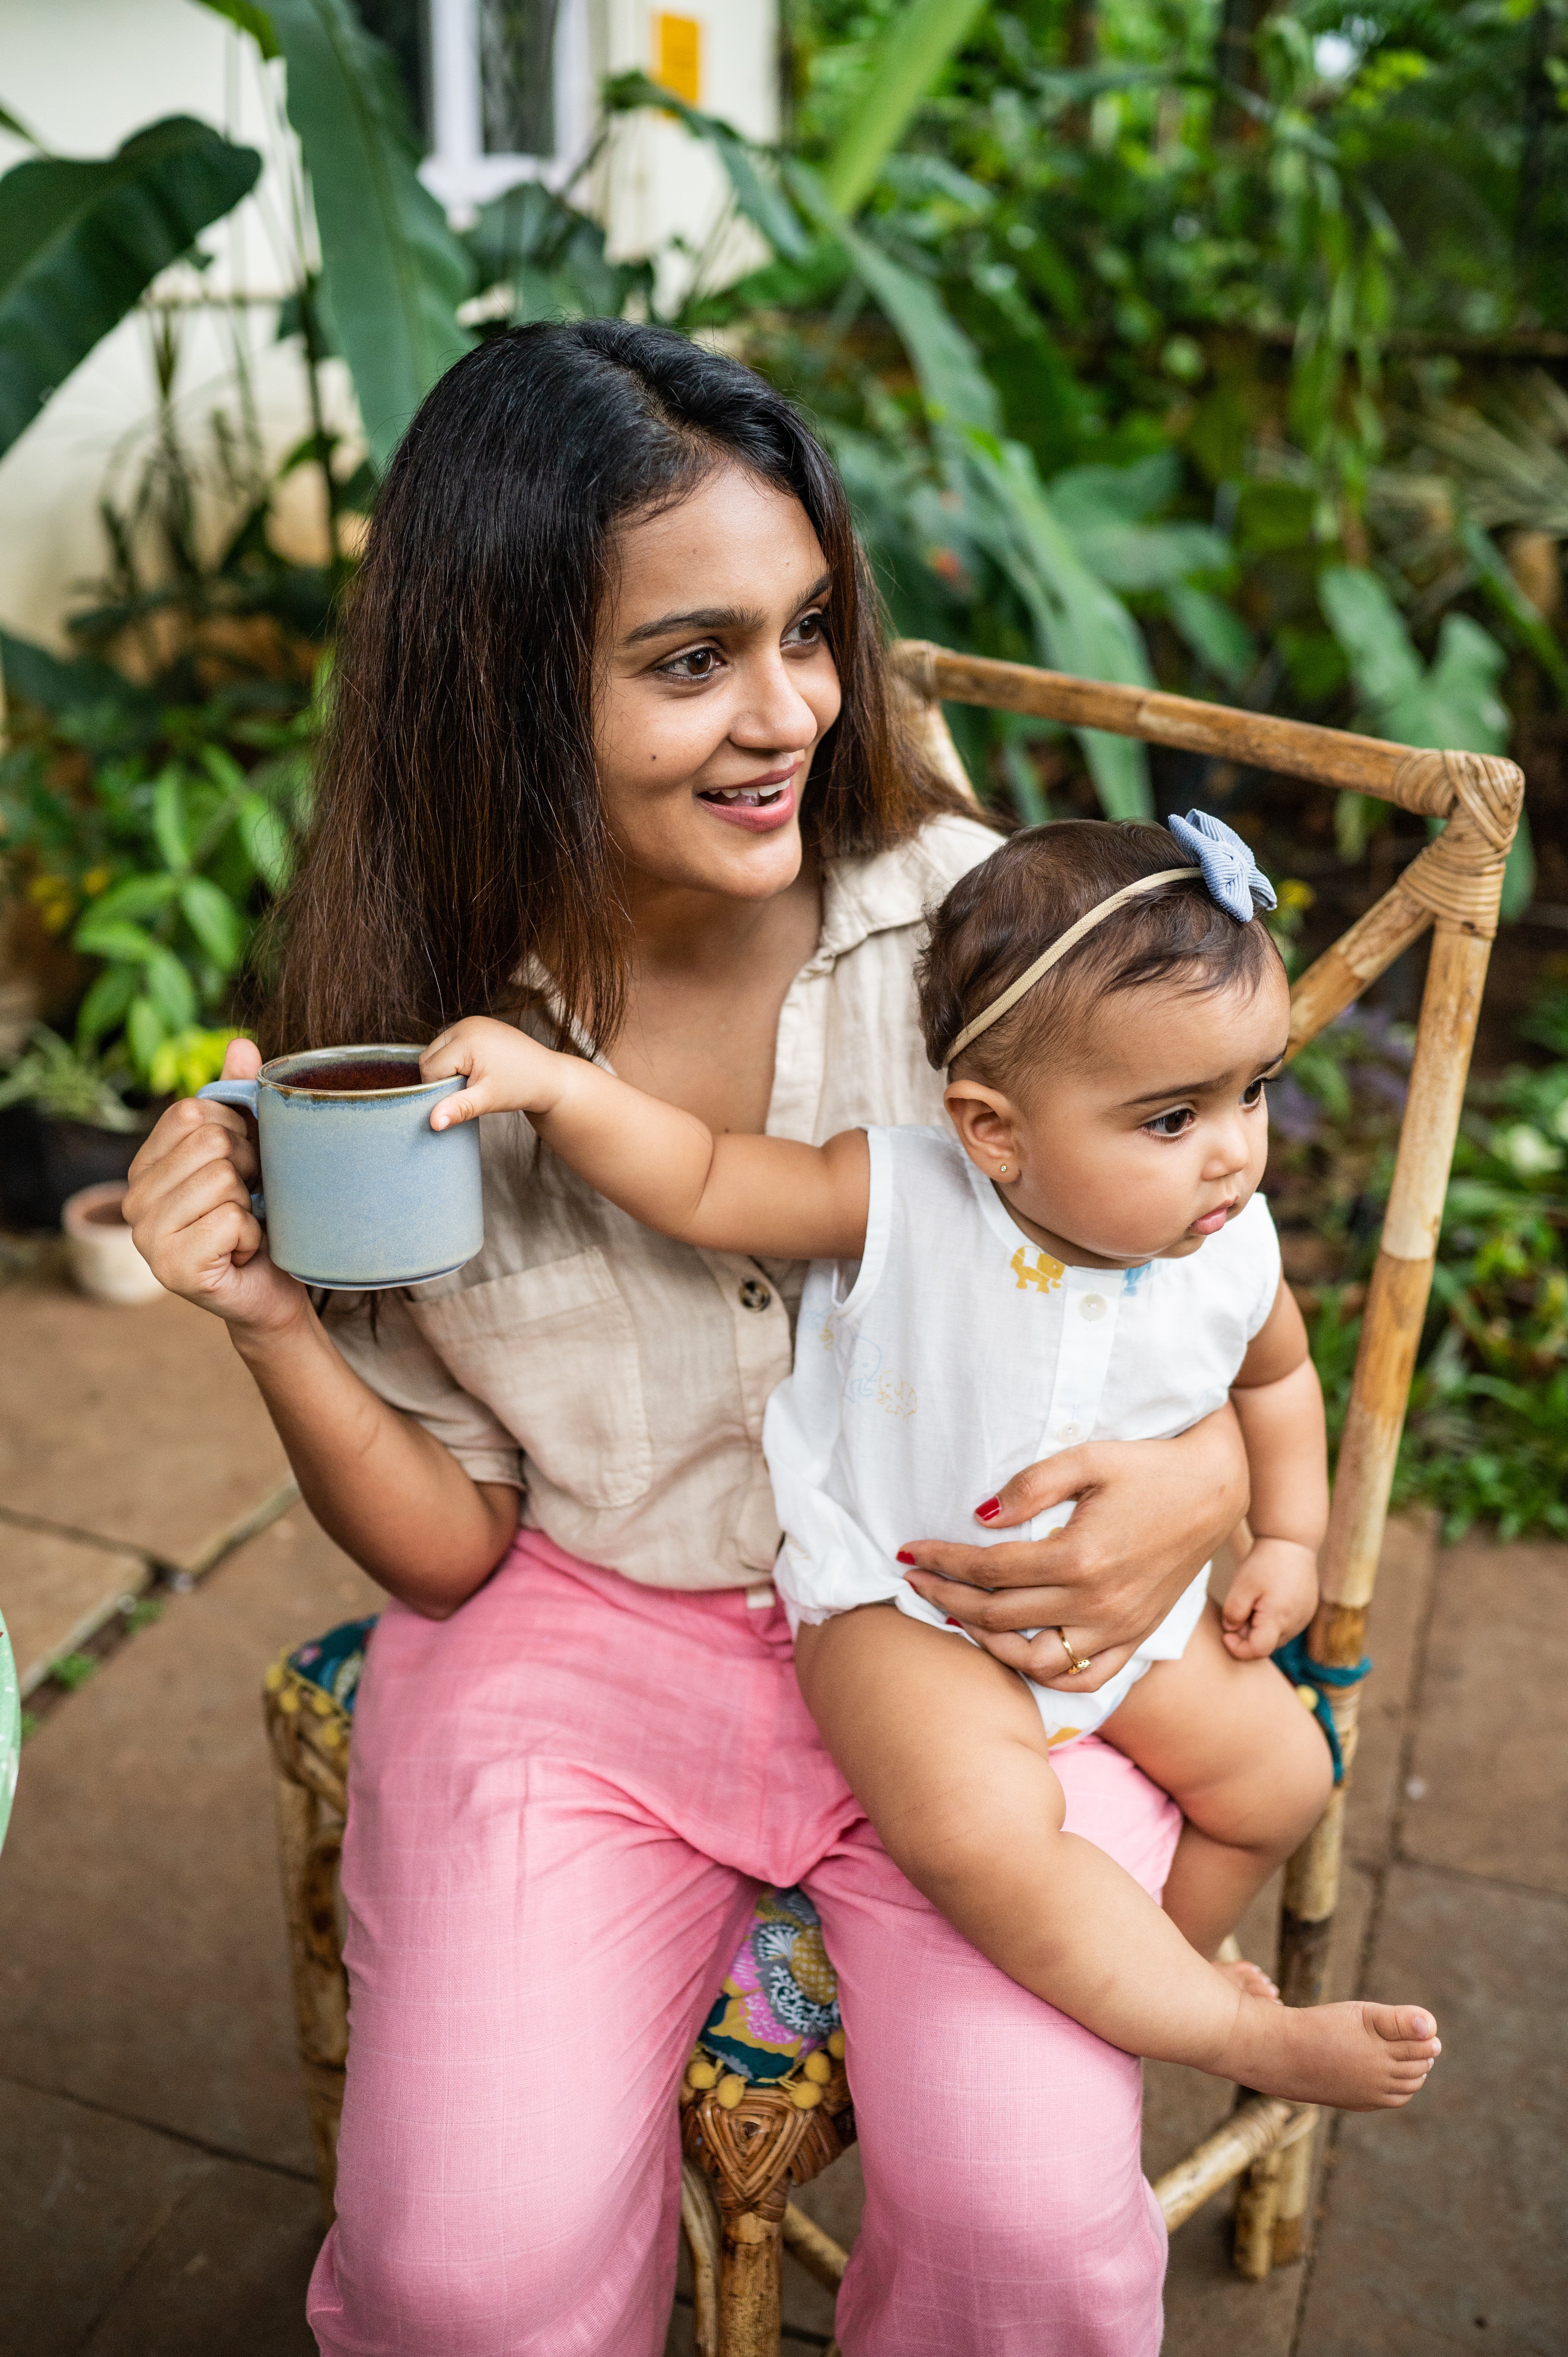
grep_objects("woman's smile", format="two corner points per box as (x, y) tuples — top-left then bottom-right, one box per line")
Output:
(696, 763), (800, 831)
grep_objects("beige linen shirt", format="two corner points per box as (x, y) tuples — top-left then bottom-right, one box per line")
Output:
(323, 813), (997, 1592)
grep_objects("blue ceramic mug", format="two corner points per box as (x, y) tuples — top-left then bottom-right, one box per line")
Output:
(198, 1044), (483, 1290)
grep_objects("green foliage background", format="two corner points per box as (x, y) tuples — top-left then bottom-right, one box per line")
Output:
(0, 0), (1564, 1536)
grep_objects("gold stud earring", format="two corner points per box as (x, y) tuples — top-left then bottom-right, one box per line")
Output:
(998, 1162), (1009, 1175)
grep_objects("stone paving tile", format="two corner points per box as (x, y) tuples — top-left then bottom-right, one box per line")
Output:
(1404, 1536), (1568, 1899)
(0, 1520), (148, 1695)
(1297, 1862), (1568, 2357)
(0, 1277), (291, 1570)
(0, 2078), (213, 2355)
(83, 2154), (322, 2357)
(0, 1505), (382, 2177)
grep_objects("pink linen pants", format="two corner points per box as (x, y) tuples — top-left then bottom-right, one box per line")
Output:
(306, 1531), (1179, 2356)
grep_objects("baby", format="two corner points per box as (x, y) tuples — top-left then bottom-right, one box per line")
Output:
(422, 813), (1440, 2110)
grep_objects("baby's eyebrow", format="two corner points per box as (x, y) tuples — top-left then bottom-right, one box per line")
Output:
(1119, 1043), (1289, 1109)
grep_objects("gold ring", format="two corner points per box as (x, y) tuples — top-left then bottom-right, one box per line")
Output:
(1057, 1627), (1092, 1676)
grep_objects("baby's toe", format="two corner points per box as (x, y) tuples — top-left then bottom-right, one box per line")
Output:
(1369, 2003), (1437, 2050)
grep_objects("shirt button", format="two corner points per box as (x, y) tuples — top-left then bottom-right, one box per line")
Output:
(738, 1278), (772, 1313)
(1079, 1293), (1107, 1320)
(1059, 1420), (1082, 1440)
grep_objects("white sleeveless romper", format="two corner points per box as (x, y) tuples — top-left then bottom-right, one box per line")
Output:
(764, 1125), (1282, 1746)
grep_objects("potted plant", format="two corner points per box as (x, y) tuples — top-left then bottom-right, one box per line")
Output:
(0, 1025), (144, 1228)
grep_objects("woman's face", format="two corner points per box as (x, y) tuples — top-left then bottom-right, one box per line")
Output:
(595, 463), (843, 901)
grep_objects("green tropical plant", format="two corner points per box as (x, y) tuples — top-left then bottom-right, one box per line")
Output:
(0, 629), (314, 1088)
(0, 1025), (138, 1129)
(0, 115), (261, 458)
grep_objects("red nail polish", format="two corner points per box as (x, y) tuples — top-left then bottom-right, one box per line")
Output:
(975, 1498), (1001, 1522)
(896, 1549), (916, 1566)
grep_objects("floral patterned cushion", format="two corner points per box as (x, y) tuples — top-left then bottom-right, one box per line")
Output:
(281, 1618), (844, 2084)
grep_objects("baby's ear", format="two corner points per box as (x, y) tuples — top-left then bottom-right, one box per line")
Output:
(943, 1079), (1022, 1167)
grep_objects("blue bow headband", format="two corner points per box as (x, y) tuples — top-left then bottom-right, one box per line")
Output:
(943, 811), (1276, 1065)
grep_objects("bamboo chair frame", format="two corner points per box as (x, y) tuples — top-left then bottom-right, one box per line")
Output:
(261, 644), (1520, 2346)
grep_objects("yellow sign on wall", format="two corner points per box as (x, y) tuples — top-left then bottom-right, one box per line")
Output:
(654, 13), (703, 109)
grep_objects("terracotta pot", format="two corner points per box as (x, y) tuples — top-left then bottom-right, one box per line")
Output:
(61, 1181), (164, 1305)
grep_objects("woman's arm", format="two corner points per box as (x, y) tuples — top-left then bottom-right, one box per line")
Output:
(1222, 1282), (1329, 1659)
(424, 1018), (870, 1260)
(125, 1040), (518, 1616)
(897, 1403), (1252, 1689)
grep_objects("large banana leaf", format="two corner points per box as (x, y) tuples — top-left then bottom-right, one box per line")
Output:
(602, 74), (810, 263)
(0, 117), (260, 458)
(604, 92), (1157, 817)
(964, 437), (1154, 818)
(822, 0), (989, 217)
(790, 171), (1153, 815)
(1320, 564), (1533, 915)
(210, 0), (473, 470)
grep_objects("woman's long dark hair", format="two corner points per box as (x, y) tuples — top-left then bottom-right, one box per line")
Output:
(261, 320), (971, 1056)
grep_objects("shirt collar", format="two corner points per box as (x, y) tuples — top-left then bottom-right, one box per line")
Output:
(806, 816), (996, 975)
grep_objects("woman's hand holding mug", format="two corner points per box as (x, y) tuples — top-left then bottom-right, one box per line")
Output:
(125, 1037), (307, 1338)
(897, 1412), (1249, 1692)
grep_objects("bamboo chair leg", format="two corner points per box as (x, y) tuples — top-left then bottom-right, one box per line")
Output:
(1233, 2105), (1317, 2278)
(714, 2191), (785, 2357)
(1266, 2108), (1318, 2267)
(681, 2163), (722, 2357)
(1237, 927), (1499, 2272)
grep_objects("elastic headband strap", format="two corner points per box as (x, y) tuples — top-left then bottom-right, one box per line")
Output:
(943, 868), (1201, 1066)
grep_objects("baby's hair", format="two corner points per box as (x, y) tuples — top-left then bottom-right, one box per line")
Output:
(916, 819), (1284, 1088)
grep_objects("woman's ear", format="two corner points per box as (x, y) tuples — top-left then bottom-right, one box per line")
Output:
(943, 1080), (1024, 1180)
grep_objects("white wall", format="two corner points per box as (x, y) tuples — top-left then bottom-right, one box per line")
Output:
(0, 1), (316, 650)
(0, 0), (780, 652)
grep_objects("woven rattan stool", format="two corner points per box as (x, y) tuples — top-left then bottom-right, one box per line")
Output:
(263, 1620), (856, 2357)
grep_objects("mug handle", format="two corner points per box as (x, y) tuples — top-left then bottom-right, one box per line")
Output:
(197, 1078), (267, 1222)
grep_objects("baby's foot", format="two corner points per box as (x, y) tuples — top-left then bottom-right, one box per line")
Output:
(1228, 1998), (1440, 2111)
(1215, 1956), (1279, 2004)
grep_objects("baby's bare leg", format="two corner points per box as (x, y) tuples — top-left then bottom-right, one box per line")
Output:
(1101, 1603), (1334, 1959)
(794, 1605), (1438, 2107)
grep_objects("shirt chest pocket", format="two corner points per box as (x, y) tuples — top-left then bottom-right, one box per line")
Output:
(409, 1251), (653, 1511)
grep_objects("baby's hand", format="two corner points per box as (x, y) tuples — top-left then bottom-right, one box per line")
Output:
(422, 1018), (568, 1129)
(1221, 1537), (1319, 1661)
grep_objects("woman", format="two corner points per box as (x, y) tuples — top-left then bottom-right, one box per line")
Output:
(127, 322), (1248, 2356)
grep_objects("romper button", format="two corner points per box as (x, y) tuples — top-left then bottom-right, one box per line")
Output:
(1079, 1293), (1107, 1320)
(1059, 1420), (1082, 1440)
(739, 1279), (772, 1313)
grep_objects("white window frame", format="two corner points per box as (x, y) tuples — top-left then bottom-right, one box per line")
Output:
(423, 0), (596, 216)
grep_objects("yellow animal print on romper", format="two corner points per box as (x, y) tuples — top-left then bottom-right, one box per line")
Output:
(1011, 1245), (1065, 1294)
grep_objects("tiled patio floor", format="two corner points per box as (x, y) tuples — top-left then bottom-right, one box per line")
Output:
(1, 1258), (1563, 2353)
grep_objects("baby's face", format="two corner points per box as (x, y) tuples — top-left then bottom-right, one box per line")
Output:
(945, 964), (1292, 1268)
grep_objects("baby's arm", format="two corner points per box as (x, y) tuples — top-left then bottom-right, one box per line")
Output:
(420, 1016), (869, 1260)
(1224, 1280), (1330, 1660)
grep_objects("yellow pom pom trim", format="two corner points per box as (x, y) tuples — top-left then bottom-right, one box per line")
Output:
(827, 2028), (846, 2059)
(716, 2075), (746, 2110)
(686, 2057), (719, 2090)
(788, 2080), (824, 2110)
(1296, 1684), (1318, 1712)
(802, 2051), (832, 2085)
